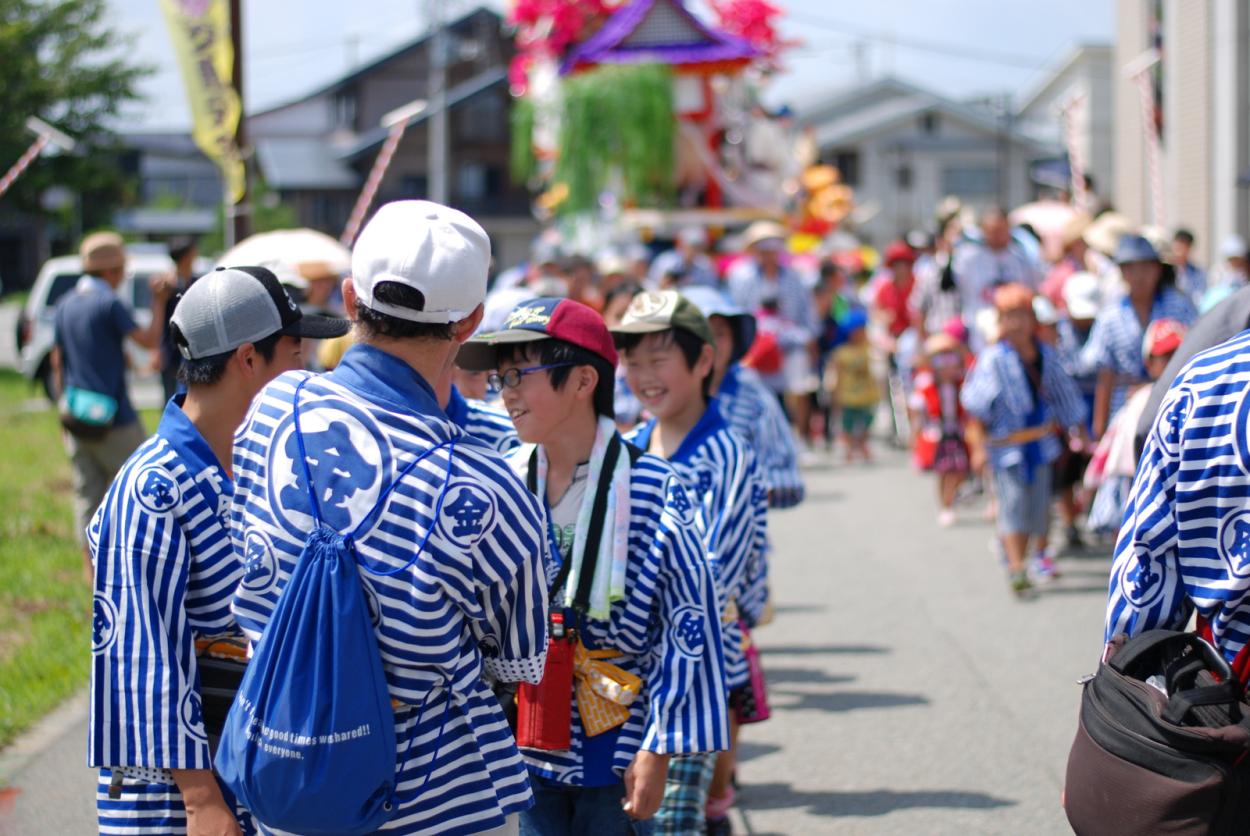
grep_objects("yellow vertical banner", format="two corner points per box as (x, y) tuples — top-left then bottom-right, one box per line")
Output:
(159, 0), (246, 204)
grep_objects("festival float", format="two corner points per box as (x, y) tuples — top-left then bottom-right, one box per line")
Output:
(507, 0), (853, 252)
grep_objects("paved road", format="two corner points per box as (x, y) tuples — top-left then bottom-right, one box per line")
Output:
(0, 444), (1110, 835)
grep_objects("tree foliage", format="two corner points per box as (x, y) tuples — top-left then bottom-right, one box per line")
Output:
(0, 0), (151, 229)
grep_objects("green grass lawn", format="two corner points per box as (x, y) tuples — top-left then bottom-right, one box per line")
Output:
(0, 369), (156, 749)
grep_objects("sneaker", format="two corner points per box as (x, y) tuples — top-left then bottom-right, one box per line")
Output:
(937, 509), (957, 528)
(1009, 570), (1033, 595)
(706, 816), (733, 836)
(1031, 551), (1061, 580)
(1063, 525), (1085, 553)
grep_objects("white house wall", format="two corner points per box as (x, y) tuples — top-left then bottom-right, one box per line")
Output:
(248, 96), (336, 139)
(837, 122), (1038, 245)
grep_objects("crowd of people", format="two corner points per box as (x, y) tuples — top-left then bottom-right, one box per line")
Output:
(471, 199), (1239, 599)
(59, 188), (1250, 835)
(67, 201), (812, 836)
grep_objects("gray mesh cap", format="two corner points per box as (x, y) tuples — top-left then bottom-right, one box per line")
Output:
(170, 266), (350, 360)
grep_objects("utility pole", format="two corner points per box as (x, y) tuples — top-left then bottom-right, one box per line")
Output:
(996, 93), (1012, 207)
(228, 0), (251, 246)
(426, 0), (449, 205)
(853, 41), (869, 83)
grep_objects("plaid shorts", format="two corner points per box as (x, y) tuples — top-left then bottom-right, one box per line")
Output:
(653, 754), (714, 834)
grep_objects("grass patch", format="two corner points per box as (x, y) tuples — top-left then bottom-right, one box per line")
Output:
(0, 369), (156, 749)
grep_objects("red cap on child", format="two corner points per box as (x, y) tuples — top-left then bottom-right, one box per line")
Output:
(1142, 318), (1186, 359)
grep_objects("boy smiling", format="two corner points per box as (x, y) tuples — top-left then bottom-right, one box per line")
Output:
(612, 291), (769, 834)
(459, 297), (729, 836)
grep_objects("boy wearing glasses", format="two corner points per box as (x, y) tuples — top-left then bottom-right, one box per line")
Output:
(611, 291), (768, 835)
(459, 297), (729, 836)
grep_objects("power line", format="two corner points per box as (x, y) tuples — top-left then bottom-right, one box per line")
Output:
(786, 12), (1054, 70)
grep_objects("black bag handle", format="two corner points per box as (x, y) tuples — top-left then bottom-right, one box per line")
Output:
(1109, 630), (1235, 684)
(1163, 682), (1244, 725)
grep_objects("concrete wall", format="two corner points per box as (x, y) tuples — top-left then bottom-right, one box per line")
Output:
(833, 119), (1037, 245)
(1017, 47), (1115, 203)
(1115, 0), (1250, 265)
(1210, 0), (1250, 263)
(1164, 0), (1213, 253)
(1113, 0), (1152, 227)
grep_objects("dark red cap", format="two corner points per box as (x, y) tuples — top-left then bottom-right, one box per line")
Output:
(456, 297), (618, 371)
(884, 240), (916, 266)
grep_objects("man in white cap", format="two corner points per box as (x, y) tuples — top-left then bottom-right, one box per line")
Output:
(1206, 233), (1249, 299)
(54, 231), (174, 577)
(88, 265), (348, 835)
(230, 201), (550, 836)
(951, 206), (1041, 352)
(726, 221), (818, 449)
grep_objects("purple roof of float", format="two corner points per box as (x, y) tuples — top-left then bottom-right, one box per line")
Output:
(560, 0), (760, 74)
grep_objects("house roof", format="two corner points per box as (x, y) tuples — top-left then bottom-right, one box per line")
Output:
(560, 0), (758, 75)
(251, 5), (501, 120)
(113, 207), (218, 235)
(1015, 43), (1112, 117)
(800, 75), (1047, 152)
(335, 66), (508, 160)
(119, 132), (206, 157)
(256, 137), (358, 189)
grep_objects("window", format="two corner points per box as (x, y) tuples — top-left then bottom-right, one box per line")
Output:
(457, 93), (506, 142)
(400, 175), (429, 197)
(824, 149), (860, 187)
(941, 165), (998, 196)
(334, 90), (358, 131)
(455, 163), (504, 203)
(896, 165), (913, 190)
(920, 112), (940, 134)
(457, 163), (488, 202)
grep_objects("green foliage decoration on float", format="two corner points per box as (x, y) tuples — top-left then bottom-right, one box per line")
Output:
(550, 63), (675, 215)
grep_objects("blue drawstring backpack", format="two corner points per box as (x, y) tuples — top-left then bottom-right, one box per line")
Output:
(216, 379), (457, 835)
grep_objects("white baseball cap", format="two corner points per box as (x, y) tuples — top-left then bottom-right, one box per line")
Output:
(1063, 271), (1102, 320)
(351, 200), (490, 324)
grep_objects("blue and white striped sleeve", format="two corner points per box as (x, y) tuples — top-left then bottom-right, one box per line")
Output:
(89, 467), (209, 771)
(959, 352), (999, 419)
(736, 457), (771, 626)
(642, 477), (730, 755)
(1080, 314), (1114, 373)
(1104, 388), (1189, 642)
(703, 442), (764, 615)
(473, 468), (549, 684)
(1044, 347), (1089, 429)
(465, 400), (522, 454)
(750, 382), (805, 509)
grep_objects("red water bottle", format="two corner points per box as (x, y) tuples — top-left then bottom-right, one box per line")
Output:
(516, 612), (574, 750)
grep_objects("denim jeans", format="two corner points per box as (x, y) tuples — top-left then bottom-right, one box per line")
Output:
(520, 772), (654, 836)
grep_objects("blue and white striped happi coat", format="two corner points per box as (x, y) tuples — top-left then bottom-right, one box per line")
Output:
(626, 399), (768, 690)
(446, 384), (520, 454)
(88, 397), (256, 834)
(1106, 328), (1250, 666)
(508, 437), (731, 786)
(717, 363), (805, 509)
(232, 344), (550, 835)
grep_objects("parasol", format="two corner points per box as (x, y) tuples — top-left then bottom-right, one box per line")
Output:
(217, 229), (351, 283)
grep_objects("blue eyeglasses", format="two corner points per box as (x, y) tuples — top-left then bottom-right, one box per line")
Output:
(488, 363), (575, 390)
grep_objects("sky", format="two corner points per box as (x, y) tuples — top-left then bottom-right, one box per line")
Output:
(105, 0), (1114, 131)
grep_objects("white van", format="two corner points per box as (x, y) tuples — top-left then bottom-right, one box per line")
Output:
(16, 250), (176, 399)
